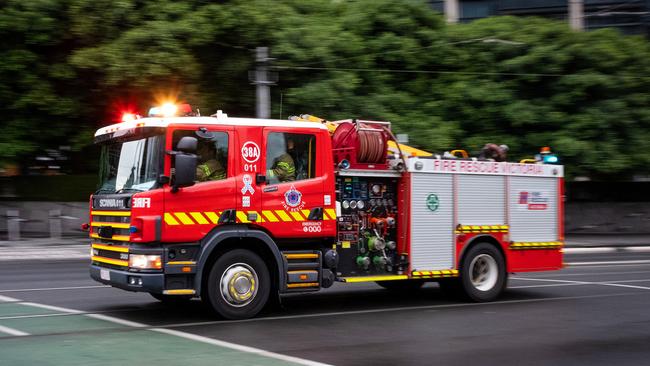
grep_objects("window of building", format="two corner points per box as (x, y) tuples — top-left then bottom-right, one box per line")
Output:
(172, 129), (229, 182)
(266, 132), (316, 184)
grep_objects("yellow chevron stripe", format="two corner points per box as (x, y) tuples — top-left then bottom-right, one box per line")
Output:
(236, 211), (250, 223)
(90, 233), (130, 242)
(262, 210), (280, 222)
(275, 210), (292, 222)
(204, 212), (219, 224)
(164, 213), (180, 226)
(174, 212), (194, 225)
(91, 222), (130, 229)
(91, 211), (131, 217)
(92, 243), (129, 253)
(301, 209), (312, 220)
(290, 211), (305, 221)
(247, 211), (265, 222)
(190, 212), (209, 225)
(325, 208), (336, 220)
(92, 256), (128, 267)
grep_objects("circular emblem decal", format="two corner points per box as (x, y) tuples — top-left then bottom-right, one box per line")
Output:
(285, 185), (303, 208)
(241, 141), (260, 163)
(426, 193), (439, 212)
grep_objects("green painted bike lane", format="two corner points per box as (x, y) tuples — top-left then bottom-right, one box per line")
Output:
(0, 301), (325, 366)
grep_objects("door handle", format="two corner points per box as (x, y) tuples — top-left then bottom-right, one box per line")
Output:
(218, 209), (237, 224)
(307, 207), (323, 221)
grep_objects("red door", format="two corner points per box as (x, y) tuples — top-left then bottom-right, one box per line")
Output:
(162, 125), (236, 243)
(259, 127), (330, 238)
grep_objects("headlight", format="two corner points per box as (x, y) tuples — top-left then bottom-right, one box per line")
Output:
(129, 254), (162, 269)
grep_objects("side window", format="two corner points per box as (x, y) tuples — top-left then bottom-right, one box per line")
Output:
(266, 132), (316, 184)
(172, 130), (229, 183)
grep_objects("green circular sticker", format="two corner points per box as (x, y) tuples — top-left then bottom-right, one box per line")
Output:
(426, 193), (439, 212)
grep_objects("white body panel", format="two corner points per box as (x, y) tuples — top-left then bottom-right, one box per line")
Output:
(457, 175), (506, 225)
(409, 173), (454, 271)
(407, 157), (562, 270)
(508, 176), (558, 242)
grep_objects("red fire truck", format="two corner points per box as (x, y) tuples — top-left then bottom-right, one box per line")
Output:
(88, 103), (564, 319)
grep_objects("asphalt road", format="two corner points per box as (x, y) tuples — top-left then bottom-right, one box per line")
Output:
(1, 250), (650, 365)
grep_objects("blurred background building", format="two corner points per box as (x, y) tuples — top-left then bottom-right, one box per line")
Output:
(431, 0), (650, 35)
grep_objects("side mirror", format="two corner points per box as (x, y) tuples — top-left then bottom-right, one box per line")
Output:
(172, 153), (197, 192)
(177, 136), (198, 153)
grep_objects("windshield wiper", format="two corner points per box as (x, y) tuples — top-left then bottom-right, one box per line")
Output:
(94, 188), (115, 195)
(115, 188), (144, 194)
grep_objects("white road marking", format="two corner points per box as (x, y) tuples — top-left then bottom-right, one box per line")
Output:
(567, 260), (650, 266)
(5, 298), (332, 366)
(563, 248), (617, 254)
(0, 325), (29, 337)
(516, 269), (650, 278)
(509, 278), (650, 289)
(86, 313), (147, 328)
(158, 292), (643, 329)
(0, 295), (20, 302)
(0, 285), (110, 293)
(512, 277), (650, 291)
(153, 328), (332, 366)
(21, 302), (83, 314)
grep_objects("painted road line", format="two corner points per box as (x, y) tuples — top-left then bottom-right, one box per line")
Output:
(153, 328), (332, 366)
(86, 313), (147, 328)
(22, 302), (83, 314)
(566, 260), (650, 266)
(517, 269), (650, 278)
(564, 247), (650, 254)
(509, 278), (650, 289)
(0, 295), (20, 302)
(0, 324), (29, 337)
(512, 277), (650, 291)
(156, 292), (644, 330)
(0, 285), (110, 293)
(4, 298), (330, 366)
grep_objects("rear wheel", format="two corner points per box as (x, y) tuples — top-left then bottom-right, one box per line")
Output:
(203, 249), (270, 319)
(459, 243), (506, 302)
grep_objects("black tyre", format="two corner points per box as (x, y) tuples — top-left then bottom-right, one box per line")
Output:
(459, 243), (507, 302)
(376, 280), (425, 292)
(203, 249), (270, 320)
(150, 293), (193, 305)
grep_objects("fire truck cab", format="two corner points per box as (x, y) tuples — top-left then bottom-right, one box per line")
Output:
(89, 105), (563, 319)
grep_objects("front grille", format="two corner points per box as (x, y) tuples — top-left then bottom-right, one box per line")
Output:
(90, 210), (131, 241)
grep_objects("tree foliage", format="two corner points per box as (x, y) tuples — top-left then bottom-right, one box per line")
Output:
(1, 0), (649, 179)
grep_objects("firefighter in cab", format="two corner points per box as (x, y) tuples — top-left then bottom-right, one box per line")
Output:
(196, 139), (226, 182)
(267, 134), (296, 183)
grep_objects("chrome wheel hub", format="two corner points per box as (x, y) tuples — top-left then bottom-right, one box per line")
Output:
(220, 263), (258, 307)
(469, 254), (498, 292)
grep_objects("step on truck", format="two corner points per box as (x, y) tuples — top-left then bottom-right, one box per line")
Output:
(88, 103), (564, 319)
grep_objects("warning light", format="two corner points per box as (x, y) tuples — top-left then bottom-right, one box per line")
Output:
(121, 113), (137, 122)
(543, 155), (559, 164)
(148, 103), (193, 117)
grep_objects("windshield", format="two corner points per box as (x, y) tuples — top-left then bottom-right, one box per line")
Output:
(97, 134), (165, 194)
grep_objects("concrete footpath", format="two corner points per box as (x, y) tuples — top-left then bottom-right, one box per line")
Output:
(0, 234), (649, 261)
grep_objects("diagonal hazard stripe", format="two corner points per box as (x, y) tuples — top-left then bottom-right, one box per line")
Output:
(248, 211), (265, 222)
(174, 212), (195, 225)
(290, 211), (305, 221)
(325, 208), (336, 220)
(262, 210), (279, 222)
(204, 212), (219, 224)
(274, 210), (292, 222)
(190, 212), (209, 225)
(236, 211), (250, 223)
(164, 213), (180, 225)
(301, 209), (311, 220)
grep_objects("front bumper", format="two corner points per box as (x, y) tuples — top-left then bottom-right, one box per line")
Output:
(90, 265), (165, 293)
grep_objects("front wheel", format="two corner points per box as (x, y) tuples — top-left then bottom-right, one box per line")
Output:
(459, 243), (507, 302)
(203, 249), (270, 319)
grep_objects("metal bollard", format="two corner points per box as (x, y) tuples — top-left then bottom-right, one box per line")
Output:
(7, 210), (20, 241)
(49, 209), (62, 239)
